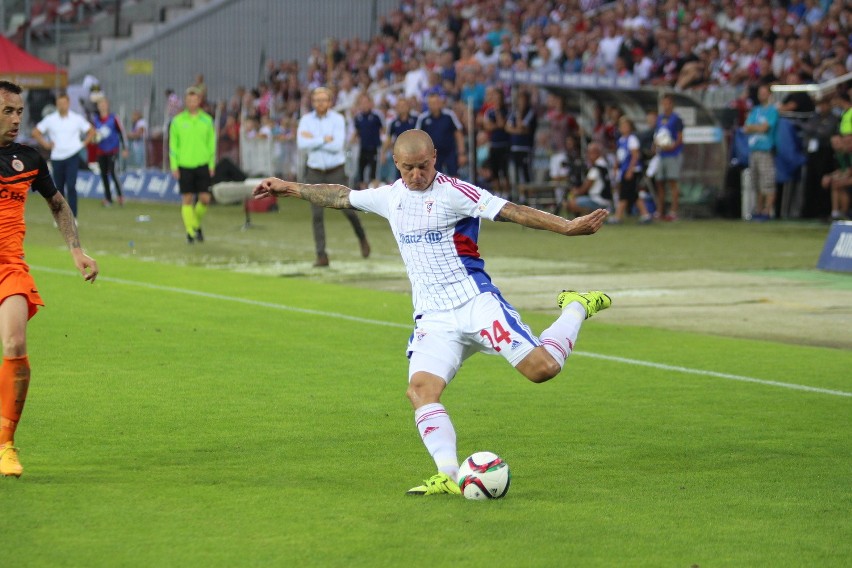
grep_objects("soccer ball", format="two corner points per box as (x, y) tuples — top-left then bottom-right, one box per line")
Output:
(654, 128), (673, 149)
(457, 451), (511, 500)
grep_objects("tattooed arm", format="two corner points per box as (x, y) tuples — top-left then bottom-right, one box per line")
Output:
(47, 192), (99, 282)
(494, 201), (608, 236)
(252, 177), (354, 209)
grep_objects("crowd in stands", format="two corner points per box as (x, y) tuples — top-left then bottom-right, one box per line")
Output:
(6, 0), (105, 43)
(17, 0), (852, 219)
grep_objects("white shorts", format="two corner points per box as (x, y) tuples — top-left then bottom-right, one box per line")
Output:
(407, 292), (540, 383)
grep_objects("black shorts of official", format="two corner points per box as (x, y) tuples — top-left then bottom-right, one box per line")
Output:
(488, 146), (510, 180)
(178, 165), (212, 194)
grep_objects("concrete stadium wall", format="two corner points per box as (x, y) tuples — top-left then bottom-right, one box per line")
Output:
(70, 0), (398, 124)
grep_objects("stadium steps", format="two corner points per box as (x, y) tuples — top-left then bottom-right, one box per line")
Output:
(27, 0), (208, 70)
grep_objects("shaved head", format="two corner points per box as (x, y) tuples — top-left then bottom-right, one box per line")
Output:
(393, 129), (437, 191)
(394, 129), (434, 157)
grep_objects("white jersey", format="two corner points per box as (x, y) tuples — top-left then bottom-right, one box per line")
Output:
(349, 173), (508, 315)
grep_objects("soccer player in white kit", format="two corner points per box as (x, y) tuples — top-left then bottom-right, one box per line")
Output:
(253, 130), (611, 496)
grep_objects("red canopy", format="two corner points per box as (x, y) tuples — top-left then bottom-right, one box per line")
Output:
(0, 36), (67, 89)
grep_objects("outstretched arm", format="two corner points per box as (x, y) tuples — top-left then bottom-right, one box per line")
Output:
(46, 192), (99, 282)
(494, 202), (608, 236)
(253, 177), (354, 209)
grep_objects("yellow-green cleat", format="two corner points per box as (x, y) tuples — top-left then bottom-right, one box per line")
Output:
(0, 442), (23, 478)
(406, 472), (462, 496)
(557, 290), (612, 319)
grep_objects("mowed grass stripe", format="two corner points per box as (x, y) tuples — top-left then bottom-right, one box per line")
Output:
(32, 264), (852, 399)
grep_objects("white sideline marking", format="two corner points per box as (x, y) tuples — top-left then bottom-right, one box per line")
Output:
(34, 266), (852, 398)
(576, 353), (851, 397)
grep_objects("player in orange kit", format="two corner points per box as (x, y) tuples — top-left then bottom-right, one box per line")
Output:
(0, 81), (99, 477)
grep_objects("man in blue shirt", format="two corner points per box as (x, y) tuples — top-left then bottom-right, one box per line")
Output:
(743, 84), (779, 220)
(653, 94), (684, 221)
(351, 94), (384, 189)
(482, 87), (511, 198)
(416, 93), (466, 177)
(506, 90), (537, 190)
(381, 97), (418, 180)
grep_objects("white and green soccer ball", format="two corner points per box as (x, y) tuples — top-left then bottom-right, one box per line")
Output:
(457, 451), (511, 500)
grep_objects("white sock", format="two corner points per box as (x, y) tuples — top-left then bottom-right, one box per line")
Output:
(414, 403), (459, 481)
(539, 302), (586, 368)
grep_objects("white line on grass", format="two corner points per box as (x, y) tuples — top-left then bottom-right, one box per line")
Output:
(576, 353), (851, 397)
(34, 266), (852, 398)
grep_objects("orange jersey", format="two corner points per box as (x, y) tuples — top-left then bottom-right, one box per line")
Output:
(0, 143), (57, 263)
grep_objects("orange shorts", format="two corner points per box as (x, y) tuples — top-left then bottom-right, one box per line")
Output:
(0, 262), (44, 320)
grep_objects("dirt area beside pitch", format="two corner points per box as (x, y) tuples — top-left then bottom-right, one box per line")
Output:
(310, 261), (851, 350)
(492, 269), (852, 350)
(230, 248), (850, 349)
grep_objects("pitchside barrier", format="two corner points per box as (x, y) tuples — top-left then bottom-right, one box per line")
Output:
(76, 169), (180, 202)
(817, 221), (852, 273)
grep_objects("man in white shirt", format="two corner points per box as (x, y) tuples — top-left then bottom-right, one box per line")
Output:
(31, 93), (95, 218)
(403, 57), (429, 103)
(297, 87), (370, 267)
(253, 129), (611, 496)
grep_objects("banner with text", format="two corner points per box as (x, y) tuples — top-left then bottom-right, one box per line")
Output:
(817, 221), (852, 272)
(75, 170), (181, 202)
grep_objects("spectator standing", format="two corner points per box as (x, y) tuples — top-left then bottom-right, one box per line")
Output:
(506, 90), (537, 194)
(458, 69), (487, 115)
(217, 112), (240, 165)
(127, 109), (147, 170)
(653, 94), (684, 221)
(381, 97), (418, 181)
(169, 86), (216, 244)
(481, 87), (511, 198)
(800, 97), (837, 218)
(91, 97), (128, 206)
(0, 80), (98, 478)
(611, 117), (652, 224)
(297, 87), (371, 267)
(31, 93), (95, 219)
(544, 93), (579, 157)
(416, 93), (467, 178)
(351, 94), (384, 189)
(743, 84), (779, 220)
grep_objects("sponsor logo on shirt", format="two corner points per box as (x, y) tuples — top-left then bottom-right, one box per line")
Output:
(398, 230), (443, 244)
(0, 189), (26, 202)
(478, 195), (493, 212)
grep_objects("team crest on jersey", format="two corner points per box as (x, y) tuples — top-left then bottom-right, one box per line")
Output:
(11, 158), (24, 172)
(416, 330), (427, 341)
(424, 198), (435, 214)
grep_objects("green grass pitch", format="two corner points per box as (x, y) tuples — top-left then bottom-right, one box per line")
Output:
(2, 199), (850, 567)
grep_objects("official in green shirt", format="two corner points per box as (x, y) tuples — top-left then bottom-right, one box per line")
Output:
(169, 86), (216, 243)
